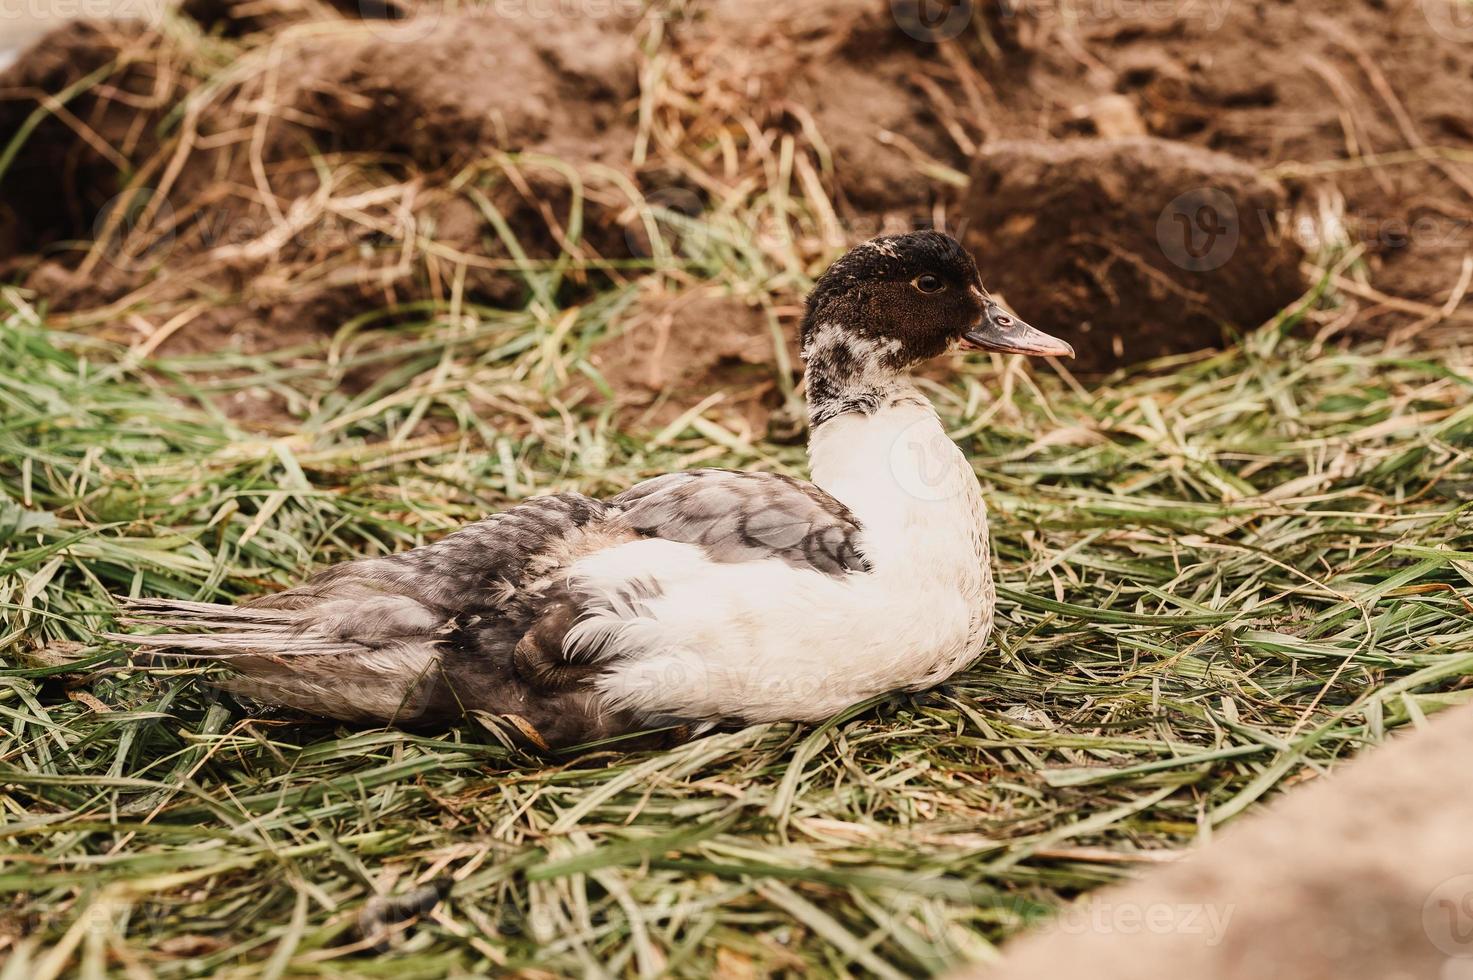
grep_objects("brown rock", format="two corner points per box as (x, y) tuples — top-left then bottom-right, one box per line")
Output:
(962, 138), (1305, 372)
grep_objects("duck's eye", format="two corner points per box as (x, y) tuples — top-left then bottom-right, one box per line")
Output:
(915, 274), (944, 293)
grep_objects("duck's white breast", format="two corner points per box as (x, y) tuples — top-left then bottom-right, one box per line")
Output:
(568, 399), (995, 724)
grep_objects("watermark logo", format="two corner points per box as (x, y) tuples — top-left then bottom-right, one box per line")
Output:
(0, 0), (171, 26)
(889, 414), (966, 502)
(1425, 875), (1473, 960)
(355, 0), (441, 43)
(92, 188), (176, 273)
(892, 0), (974, 42)
(1156, 187), (1239, 272)
(1054, 900), (1235, 946)
(1421, 0), (1473, 42)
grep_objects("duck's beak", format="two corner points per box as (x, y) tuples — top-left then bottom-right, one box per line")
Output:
(961, 300), (1075, 358)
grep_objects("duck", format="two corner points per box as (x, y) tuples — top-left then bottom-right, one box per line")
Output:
(117, 231), (1074, 750)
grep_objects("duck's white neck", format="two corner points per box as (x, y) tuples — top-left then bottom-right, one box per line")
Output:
(807, 386), (990, 578)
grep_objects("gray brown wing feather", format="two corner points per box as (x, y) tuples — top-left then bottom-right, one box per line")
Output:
(247, 492), (613, 616)
(610, 469), (869, 577)
(113, 493), (625, 734)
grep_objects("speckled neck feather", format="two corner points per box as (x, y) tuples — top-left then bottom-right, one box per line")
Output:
(802, 321), (927, 428)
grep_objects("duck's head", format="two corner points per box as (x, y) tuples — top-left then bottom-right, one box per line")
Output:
(798, 232), (1071, 425)
(801, 230), (1073, 381)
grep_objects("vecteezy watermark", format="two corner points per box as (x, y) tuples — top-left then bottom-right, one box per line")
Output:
(1328, 212), (1473, 252)
(1156, 187), (1240, 272)
(1053, 900), (1236, 945)
(1425, 874), (1473, 960)
(92, 188), (176, 273)
(891, 0), (974, 42)
(0, 0), (171, 23)
(1420, 0), (1473, 42)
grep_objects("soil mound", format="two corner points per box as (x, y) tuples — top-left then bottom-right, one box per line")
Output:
(270, 12), (638, 168)
(664, 0), (1006, 222)
(989, 0), (1473, 337)
(586, 286), (796, 436)
(964, 138), (1304, 371)
(1, 10), (641, 348)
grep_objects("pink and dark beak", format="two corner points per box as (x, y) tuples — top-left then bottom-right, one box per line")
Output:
(961, 300), (1074, 358)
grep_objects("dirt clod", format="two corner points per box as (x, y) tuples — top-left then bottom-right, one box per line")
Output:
(2, 10), (642, 348)
(963, 138), (1305, 372)
(586, 286), (794, 435)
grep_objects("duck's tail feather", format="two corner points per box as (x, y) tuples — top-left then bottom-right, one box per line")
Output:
(111, 595), (444, 724)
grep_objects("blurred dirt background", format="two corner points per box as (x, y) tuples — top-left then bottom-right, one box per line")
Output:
(1, 0), (1471, 420)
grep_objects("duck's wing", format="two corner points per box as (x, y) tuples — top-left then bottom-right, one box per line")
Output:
(610, 468), (869, 577)
(113, 493), (635, 741)
(246, 491), (613, 617)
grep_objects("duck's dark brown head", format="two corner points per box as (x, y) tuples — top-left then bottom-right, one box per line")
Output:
(801, 231), (1072, 426)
